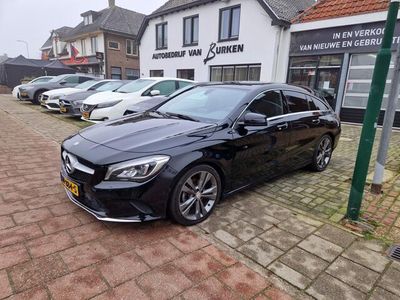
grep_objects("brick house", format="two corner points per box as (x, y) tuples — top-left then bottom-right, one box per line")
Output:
(41, 0), (145, 80)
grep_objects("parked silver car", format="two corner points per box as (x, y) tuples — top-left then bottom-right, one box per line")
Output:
(18, 74), (94, 103)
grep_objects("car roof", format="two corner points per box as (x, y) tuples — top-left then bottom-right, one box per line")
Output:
(140, 77), (195, 83)
(194, 82), (314, 94)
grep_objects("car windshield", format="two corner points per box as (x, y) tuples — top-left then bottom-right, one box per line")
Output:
(157, 86), (248, 123)
(48, 75), (68, 83)
(116, 79), (155, 94)
(75, 80), (97, 90)
(96, 81), (124, 92)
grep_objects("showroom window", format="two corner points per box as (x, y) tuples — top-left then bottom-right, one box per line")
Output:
(126, 39), (137, 56)
(219, 5), (241, 41)
(150, 70), (164, 77)
(210, 64), (261, 81)
(111, 67), (122, 79)
(126, 68), (140, 80)
(108, 41), (120, 50)
(183, 15), (199, 46)
(156, 22), (168, 49)
(177, 69), (195, 80)
(343, 53), (400, 110)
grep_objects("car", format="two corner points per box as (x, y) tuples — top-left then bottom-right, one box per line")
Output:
(60, 80), (131, 117)
(40, 79), (112, 111)
(80, 77), (194, 123)
(18, 74), (94, 103)
(12, 76), (54, 99)
(60, 82), (341, 225)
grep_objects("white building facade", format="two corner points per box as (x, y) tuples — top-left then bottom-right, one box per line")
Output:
(138, 0), (313, 83)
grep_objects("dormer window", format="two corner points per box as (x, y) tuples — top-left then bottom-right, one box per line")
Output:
(84, 14), (93, 25)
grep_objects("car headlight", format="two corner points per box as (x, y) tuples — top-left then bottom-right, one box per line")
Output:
(97, 100), (122, 109)
(105, 155), (170, 182)
(50, 95), (62, 100)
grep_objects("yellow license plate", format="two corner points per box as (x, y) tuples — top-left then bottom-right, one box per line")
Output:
(63, 177), (79, 197)
(21, 92), (28, 97)
(60, 107), (67, 113)
(82, 112), (90, 119)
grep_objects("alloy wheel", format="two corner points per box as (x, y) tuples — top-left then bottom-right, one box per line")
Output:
(178, 171), (218, 221)
(316, 136), (332, 169)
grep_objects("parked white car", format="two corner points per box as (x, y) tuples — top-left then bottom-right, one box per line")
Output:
(12, 76), (54, 99)
(40, 79), (112, 111)
(81, 77), (194, 122)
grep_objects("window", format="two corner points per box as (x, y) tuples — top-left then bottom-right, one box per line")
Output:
(177, 69), (195, 81)
(178, 81), (193, 89)
(90, 37), (98, 53)
(148, 81), (177, 96)
(78, 77), (93, 83)
(80, 39), (86, 55)
(310, 96), (331, 111)
(156, 23), (168, 49)
(344, 53), (400, 111)
(126, 68), (140, 80)
(183, 15), (199, 46)
(108, 41), (120, 50)
(126, 39), (137, 55)
(83, 15), (93, 25)
(210, 64), (261, 81)
(150, 70), (164, 77)
(283, 91), (309, 113)
(247, 91), (284, 118)
(111, 67), (122, 79)
(63, 76), (80, 84)
(219, 5), (241, 41)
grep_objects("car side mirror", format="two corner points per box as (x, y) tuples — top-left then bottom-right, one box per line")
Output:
(150, 90), (160, 96)
(238, 112), (268, 127)
(59, 81), (67, 85)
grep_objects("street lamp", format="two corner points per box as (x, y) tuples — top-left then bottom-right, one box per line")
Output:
(16, 40), (30, 58)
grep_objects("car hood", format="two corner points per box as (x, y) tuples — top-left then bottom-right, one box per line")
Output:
(83, 91), (136, 105)
(63, 90), (98, 102)
(44, 88), (80, 96)
(78, 113), (217, 154)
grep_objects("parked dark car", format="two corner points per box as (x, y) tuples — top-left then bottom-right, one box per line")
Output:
(60, 80), (130, 117)
(19, 74), (94, 103)
(60, 83), (341, 225)
(123, 96), (168, 116)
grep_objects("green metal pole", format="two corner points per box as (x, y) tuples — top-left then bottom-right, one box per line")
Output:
(346, 0), (400, 221)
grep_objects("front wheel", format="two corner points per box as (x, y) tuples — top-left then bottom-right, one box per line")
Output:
(169, 165), (221, 226)
(310, 135), (333, 172)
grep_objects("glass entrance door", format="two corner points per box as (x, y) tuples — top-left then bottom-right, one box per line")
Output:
(316, 68), (341, 110)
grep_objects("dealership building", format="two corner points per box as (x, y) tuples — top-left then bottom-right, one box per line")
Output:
(138, 0), (314, 82)
(289, 0), (400, 127)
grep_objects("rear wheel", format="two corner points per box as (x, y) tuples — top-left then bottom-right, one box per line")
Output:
(169, 165), (221, 226)
(310, 135), (333, 172)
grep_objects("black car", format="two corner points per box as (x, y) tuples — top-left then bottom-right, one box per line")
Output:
(60, 83), (341, 225)
(123, 96), (168, 116)
(60, 80), (131, 117)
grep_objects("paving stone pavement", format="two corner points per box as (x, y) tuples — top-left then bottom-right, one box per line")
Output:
(1, 94), (400, 299)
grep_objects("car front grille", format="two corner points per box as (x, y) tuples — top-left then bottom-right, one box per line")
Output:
(59, 99), (70, 106)
(81, 104), (96, 113)
(47, 103), (59, 109)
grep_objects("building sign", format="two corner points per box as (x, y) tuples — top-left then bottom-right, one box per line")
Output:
(290, 21), (400, 56)
(152, 42), (244, 64)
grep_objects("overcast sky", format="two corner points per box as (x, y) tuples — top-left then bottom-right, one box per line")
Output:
(0, 0), (168, 59)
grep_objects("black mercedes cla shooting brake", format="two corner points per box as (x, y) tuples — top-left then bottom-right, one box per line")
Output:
(61, 83), (341, 226)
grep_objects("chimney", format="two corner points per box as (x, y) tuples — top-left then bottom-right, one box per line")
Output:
(108, 0), (115, 7)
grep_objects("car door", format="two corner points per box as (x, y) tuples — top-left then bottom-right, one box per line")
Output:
(283, 90), (322, 169)
(230, 90), (291, 189)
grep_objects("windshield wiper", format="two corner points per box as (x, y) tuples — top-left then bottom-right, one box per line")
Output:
(165, 112), (199, 122)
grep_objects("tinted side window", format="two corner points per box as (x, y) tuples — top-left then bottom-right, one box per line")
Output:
(308, 96), (318, 111)
(63, 76), (80, 84)
(178, 81), (193, 89)
(247, 90), (284, 118)
(79, 77), (93, 83)
(312, 97), (331, 111)
(151, 81), (177, 95)
(284, 91), (309, 113)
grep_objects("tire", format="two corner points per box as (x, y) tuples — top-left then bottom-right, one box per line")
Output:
(310, 134), (333, 172)
(169, 165), (222, 226)
(33, 90), (46, 104)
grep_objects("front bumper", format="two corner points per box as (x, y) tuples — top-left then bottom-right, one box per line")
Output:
(82, 107), (111, 122)
(60, 104), (82, 117)
(19, 90), (34, 100)
(60, 162), (167, 222)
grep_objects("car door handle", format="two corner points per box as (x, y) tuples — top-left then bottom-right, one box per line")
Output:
(277, 122), (288, 130)
(312, 119), (320, 125)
